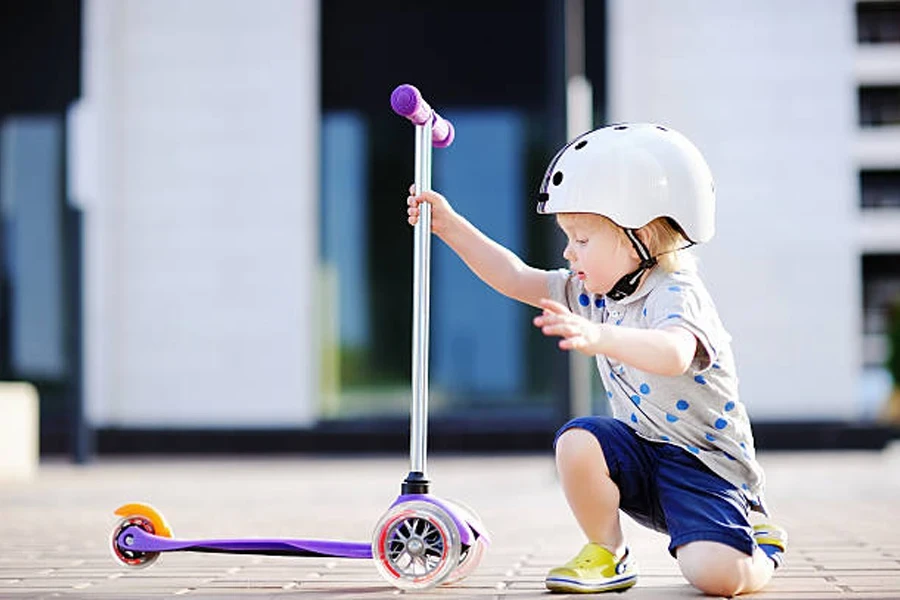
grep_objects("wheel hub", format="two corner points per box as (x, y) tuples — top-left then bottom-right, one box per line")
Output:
(406, 537), (425, 556)
(385, 516), (445, 575)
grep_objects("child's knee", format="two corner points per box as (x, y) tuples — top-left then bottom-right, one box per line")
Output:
(555, 428), (608, 473)
(677, 541), (747, 597)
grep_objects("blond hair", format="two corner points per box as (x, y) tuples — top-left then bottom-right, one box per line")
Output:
(638, 217), (696, 273)
(557, 213), (621, 238)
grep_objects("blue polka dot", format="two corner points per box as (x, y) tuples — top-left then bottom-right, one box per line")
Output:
(595, 297), (605, 308)
(694, 375), (707, 385)
(642, 308), (647, 317)
(639, 383), (650, 394)
(615, 319), (623, 325)
(714, 418), (728, 430)
(607, 390), (613, 399)
(686, 445), (700, 454)
(660, 435), (670, 441)
(705, 433), (716, 442)
(712, 363), (721, 369)
(741, 483), (750, 491)
(610, 370), (616, 379)
(739, 442), (746, 449)
(666, 313), (682, 320)
(668, 285), (682, 292)
(631, 395), (641, 406)
(578, 294), (590, 306)
(630, 413), (638, 423)
(676, 399), (690, 411)
(674, 270), (683, 275)
(666, 413), (679, 423)
(724, 401), (735, 412)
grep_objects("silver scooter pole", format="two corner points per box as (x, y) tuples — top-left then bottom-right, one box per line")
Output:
(409, 117), (433, 478)
(390, 85), (455, 494)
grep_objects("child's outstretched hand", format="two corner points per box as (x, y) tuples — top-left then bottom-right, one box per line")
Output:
(407, 185), (458, 236)
(534, 299), (604, 356)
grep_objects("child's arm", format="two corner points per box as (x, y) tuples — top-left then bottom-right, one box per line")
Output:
(408, 189), (549, 308)
(534, 299), (697, 376)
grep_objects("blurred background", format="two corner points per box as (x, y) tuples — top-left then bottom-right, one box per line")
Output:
(1, 0), (898, 463)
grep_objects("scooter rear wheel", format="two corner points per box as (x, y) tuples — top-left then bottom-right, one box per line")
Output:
(110, 503), (174, 569)
(110, 515), (162, 569)
(372, 501), (461, 590)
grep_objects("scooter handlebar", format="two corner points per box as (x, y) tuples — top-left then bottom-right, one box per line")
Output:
(390, 84), (455, 148)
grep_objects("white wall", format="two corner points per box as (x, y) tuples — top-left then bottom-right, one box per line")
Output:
(608, 0), (859, 420)
(72, 0), (320, 427)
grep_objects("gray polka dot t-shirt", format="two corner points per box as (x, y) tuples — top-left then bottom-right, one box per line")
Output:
(548, 266), (767, 514)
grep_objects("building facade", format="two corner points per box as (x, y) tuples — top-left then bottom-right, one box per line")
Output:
(1, 1), (896, 453)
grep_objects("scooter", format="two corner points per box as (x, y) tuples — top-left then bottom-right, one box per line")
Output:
(109, 84), (489, 590)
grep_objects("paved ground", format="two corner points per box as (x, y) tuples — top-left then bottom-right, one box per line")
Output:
(1, 443), (899, 599)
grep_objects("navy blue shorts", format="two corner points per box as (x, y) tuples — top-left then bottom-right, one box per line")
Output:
(556, 416), (755, 558)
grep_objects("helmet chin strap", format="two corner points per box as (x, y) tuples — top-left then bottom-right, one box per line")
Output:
(606, 229), (657, 301)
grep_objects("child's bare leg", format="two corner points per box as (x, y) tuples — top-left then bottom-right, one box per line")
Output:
(677, 541), (774, 596)
(555, 428), (625, 554)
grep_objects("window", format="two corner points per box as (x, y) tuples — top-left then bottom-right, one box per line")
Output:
(861, 169), (900, 208)
(862, 254), (900, 367)
(857, 1), (900, 43)
(859, 86), (900, 126)
(0, 116), (66, 379)
(320, 0), (567, 421)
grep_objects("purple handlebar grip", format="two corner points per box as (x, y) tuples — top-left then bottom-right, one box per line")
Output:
(391, 84), (454, 148)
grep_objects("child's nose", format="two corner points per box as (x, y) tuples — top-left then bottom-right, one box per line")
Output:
(563, 244), (575, 262)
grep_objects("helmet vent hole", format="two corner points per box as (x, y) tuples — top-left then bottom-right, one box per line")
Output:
(657, 126), (668, 131)
(552, 172), (564, 186)
(575, 140), (588, 150)
(613, 125), (628, 131)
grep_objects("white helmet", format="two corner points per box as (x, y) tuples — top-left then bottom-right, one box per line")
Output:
(536, 123), (715, 244)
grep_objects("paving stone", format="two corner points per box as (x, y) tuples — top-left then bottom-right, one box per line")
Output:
(0, 444), (898, 598)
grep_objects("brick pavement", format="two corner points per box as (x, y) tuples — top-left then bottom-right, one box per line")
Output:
(1, 442), (899, 599)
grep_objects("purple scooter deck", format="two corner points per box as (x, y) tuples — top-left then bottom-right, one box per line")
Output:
(119, 526), (373, 559)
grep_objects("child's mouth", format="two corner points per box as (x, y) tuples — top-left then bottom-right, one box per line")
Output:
(576, 271), (586, 280)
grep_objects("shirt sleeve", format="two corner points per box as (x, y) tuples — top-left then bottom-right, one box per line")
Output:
(643, 276), (725, 373)
(546, 268), (593, 317)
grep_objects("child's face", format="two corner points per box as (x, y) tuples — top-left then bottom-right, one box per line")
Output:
(557, 214), (638, 296)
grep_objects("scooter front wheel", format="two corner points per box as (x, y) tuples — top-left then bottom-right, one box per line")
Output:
(372, 501), (461, 590)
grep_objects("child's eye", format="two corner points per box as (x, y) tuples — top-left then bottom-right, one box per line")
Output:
(575, 238), (588, 245)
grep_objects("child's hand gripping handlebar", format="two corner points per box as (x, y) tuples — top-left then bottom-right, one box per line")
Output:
(390, 84), (455, 148)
